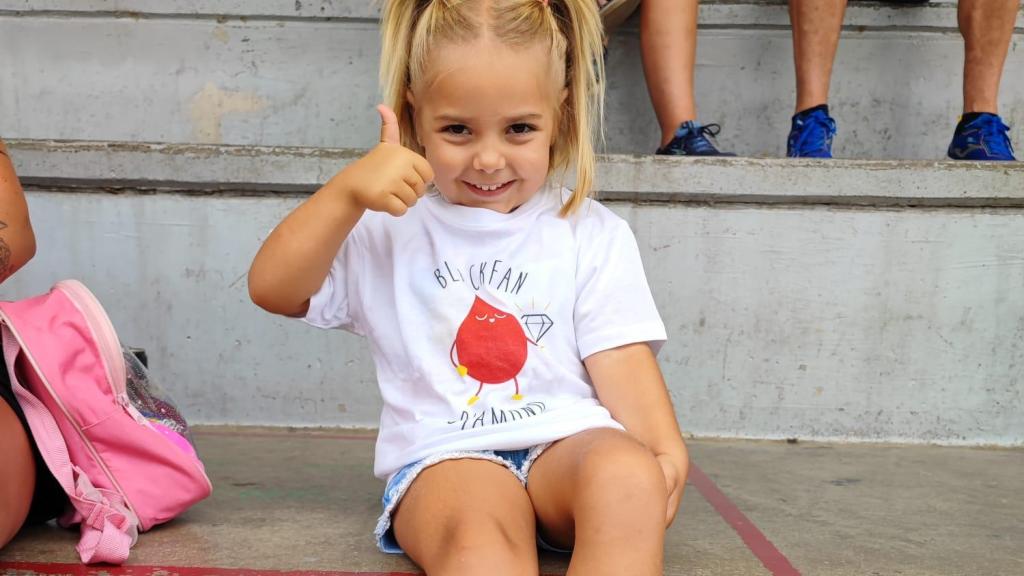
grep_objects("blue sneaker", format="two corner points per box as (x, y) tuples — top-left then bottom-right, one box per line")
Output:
(787, 108), (837, 158)
(947, 113), (1016, 161)
(656, 121), (735, 156)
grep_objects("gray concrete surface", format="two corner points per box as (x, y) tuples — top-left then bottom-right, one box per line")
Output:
(698, 440), (1024, 575)
(1, 1), (1021, 159)
(0, 141), (1021, 445)
(0, 429), (1020, 575)
(9, 139), (1024, 205)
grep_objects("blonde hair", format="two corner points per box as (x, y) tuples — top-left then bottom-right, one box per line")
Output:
(380, 0), (605, 216)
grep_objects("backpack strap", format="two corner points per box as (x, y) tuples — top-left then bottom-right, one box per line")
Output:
(2, 326), (138, 565)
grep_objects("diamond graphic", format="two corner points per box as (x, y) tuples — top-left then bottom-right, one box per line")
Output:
(521, 313), (553, 343)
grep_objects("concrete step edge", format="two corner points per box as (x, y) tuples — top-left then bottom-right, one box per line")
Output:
(9, 138), (1024, 207)
(3, 0), (1019, 30)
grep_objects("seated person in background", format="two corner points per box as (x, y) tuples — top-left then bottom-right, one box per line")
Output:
(599, 0), (734, 156)
(786, 0), (1018, 160)
(0, 138), (67, 550)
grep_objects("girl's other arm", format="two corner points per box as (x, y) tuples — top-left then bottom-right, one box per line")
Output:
(248, 105), (433, 317)
(0, 140), (36, 284)
(585, 342), (689, 526)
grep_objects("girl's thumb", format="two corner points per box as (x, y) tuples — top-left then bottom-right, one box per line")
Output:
(377, 104), (402, 145)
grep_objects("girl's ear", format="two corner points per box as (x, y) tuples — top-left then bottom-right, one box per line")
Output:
(405, 89), (422, 146)
(552, 87), (570, 144)
(401, 89), (421, 145)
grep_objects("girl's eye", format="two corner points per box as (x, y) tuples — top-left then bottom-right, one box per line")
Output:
(508, 123), (535, 135)
(444, 124), (471, 136)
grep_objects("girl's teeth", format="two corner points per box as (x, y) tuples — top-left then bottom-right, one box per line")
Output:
(474, 183), (503, 191)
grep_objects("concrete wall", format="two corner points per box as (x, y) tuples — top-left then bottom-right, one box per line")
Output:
(2, 1), (1021, 443)
(1, 0), (1022, 159)
(3, 141), (1022, 445)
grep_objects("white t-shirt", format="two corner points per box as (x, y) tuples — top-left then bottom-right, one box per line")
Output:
(305, 183), (667, 479)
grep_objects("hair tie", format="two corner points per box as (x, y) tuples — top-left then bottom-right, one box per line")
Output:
(538, 0), (549, 6)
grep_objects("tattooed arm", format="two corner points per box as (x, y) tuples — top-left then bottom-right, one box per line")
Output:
(0, 139), (36, 284)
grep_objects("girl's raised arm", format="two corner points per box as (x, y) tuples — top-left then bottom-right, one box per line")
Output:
(248, 106), (432, 317)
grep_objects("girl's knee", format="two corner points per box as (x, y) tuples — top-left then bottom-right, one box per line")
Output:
(394, 459), (537, 573)
(425, 516), (538, 575)
(572, 430), (668, 514)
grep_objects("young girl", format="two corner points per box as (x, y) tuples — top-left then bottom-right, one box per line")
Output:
(249, 1), (688, 573)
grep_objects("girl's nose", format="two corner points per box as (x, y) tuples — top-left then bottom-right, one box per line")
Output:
(473, 145), (506, 173)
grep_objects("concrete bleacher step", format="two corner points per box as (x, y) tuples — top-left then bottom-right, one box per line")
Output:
(1, 0), (1022, 159)
(0, 428), (1020, 575)
(4, 139), (1022, 446)
(9, 138), (1024, 205)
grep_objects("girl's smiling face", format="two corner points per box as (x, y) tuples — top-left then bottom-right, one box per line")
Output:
(408, 37), (565, 214)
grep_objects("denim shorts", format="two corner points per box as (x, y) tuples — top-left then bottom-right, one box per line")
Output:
(374, 444), (571, 554)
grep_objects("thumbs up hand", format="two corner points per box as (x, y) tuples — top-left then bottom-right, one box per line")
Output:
(334, 104), (434, 217)
(378, 103), (404, 147)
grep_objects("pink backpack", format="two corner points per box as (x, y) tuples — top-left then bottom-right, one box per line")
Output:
(0, 279), (212, 565)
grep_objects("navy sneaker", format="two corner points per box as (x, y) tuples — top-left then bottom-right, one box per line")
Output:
(656, 121), (735, 156)
(787, 108), (837, 158)
(947, 113), (1016, 161)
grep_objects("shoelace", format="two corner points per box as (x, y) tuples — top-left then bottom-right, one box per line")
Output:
(793, 114), (836, 152)
(686, 123), (724, 154)
(973, 118), (1015, 156)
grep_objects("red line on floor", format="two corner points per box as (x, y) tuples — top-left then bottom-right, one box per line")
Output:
(689, 463), (802, 576)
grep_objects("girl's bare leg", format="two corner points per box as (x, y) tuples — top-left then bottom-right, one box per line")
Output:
(392, 458), (539, 575)
(527, 428), (668, 576)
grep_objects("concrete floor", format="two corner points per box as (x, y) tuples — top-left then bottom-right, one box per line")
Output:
(1, 427), (1021, 575)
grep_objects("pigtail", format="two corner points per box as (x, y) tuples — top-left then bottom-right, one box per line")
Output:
(547, 0), (605, 216)
(380, 0), (427, 151)
(381, 0), (476, 153)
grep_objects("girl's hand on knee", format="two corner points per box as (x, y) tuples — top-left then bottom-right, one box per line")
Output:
(335, 105), (434, 218)
(655, 452), (687, 527)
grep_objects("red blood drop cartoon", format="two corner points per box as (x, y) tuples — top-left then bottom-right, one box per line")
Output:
(450, 296), (530, 405)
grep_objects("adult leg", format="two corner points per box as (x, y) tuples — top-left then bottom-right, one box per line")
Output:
(789, 0), (847, 113)
(959, 0), (1019, 114)
(392, 458), (539, 576)
(639, 0), (699, 147)
(0, 398), (34, 549)
(527, 428), (668, 576)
